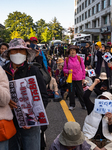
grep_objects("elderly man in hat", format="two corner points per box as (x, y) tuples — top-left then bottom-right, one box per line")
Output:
(2, 38), (48, 150)
(50, 121), (91, 150)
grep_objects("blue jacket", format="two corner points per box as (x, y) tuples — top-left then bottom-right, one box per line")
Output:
(39, 50), (48, 69)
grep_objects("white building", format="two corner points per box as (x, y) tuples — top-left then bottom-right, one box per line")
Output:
(74, 0), (111, 43)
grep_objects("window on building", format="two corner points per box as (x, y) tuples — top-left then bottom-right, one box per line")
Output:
(77, 7), (79, 13)
(75, 19), (77, 24)
(96, 3), (100, 12)
(102, 0), (106, 9)
(75, 9), (77, 15)
(77, 17), (79, 23)
(88, 9), (91, 17)
(82, 14), (84, 20)
(92, 0), (95, 2)
(88, 0), (91, 5)
(82, 2), (84, 9)
(98, 18), (100, 26)
(85, 0), (88, 7)
(108, 0), (111, 6)
(104, 16), (107, 24)
(85, 23), (89, 28)
(79, 5), (81, 12)
(92, 6), (95, 15)
(80, 26), (82, 30)
(79, 16), (81, 22)
(85, 11), (87, 19)
(94, 20), (96, 27)
(75, 28), (78, 33)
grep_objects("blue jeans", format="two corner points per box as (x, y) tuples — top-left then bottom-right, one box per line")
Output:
(9, 126), (40, 150)
(0, 140), (8, 150)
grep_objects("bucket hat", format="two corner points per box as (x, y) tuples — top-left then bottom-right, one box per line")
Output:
(59, 122), (85, 146)
(99, 72), (107, 80)
(2, 38), (37, 62)
(97, 92), (112, 100)
(68, 45), (79, 54)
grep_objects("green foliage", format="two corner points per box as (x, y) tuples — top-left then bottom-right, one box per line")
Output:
(28, 28), (37, 39)
(48, 17), (64, 41)
(41, 27), (51, 43)
(0, 29), (11, 43)
(4, 11), (35, 39)
(3, 11), (64, 43)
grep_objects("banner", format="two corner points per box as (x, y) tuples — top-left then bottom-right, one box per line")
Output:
(77, 53), (85, 61)
(9, 76), (49, 128)
(102, 52), (112, 62)
(88, 69), (96, 77)
(94, 99), (112, 114)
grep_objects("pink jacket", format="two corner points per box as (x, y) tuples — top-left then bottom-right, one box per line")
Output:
(63, 55), (85, 81)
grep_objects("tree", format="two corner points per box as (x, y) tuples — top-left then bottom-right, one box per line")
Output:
(34, 19), (47, 43)
(10, 31), (22, 39)
(4, 11), (35, 39)
(28, 28), (37, 39)
(41, 27), (51, 43)
(0, 29), (11, 43)
(48, 17), (64, 40)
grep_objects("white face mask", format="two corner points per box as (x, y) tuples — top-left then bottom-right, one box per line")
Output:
(10, 53), (26, 65)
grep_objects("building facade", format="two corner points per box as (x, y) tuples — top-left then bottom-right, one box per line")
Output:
(74, 0), (111, 43)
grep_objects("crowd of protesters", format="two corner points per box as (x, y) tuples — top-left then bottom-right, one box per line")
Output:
(0, 36), (112, 150)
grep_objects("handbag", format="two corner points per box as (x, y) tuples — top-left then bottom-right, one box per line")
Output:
(0, 120), (16, 141)
(91, 134), (107, 148)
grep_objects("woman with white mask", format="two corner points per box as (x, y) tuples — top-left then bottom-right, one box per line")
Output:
(2, 38), (48, 150)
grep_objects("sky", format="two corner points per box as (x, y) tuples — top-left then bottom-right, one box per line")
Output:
(0, 0), (74, 29)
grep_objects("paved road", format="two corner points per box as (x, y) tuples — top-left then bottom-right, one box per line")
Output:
(45, 91), (96, 150)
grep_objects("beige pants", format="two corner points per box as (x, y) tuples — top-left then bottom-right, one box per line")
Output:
(85, 137), (112, 150)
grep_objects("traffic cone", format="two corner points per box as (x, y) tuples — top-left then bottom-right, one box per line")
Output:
(66, 70), (72, 83)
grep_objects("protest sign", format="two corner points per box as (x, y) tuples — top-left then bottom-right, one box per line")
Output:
(102, 52), (112, 62)
(88, 69), (96, 77)
(9, 76), (49, 128)
(77, 53), (85, 61)
(94, 99), (112, 114)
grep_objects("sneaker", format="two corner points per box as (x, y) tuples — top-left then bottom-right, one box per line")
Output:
(69, 106), (75, 110)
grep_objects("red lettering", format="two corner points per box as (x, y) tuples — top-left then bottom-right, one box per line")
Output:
(33, 95), (40, 101)
(28, 78), (35, 84)
(31, 89), (38, 96)
(39, 112), (45, 117)
(39, 118), (47, 123)
(29, 84), (37, 90)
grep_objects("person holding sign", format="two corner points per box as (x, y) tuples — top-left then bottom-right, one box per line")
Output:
(2, 38), (48, 150)
(83, 79), (112, 150)
(63, 45), (86, 110)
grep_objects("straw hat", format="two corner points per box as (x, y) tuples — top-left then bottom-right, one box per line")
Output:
(99, 72), (107, 80)
(59, 122), (85, 146)
(57, 58), (64, 66)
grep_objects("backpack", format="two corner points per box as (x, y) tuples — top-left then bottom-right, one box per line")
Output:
(66, 55), (81, 66)
(29, 62), (51, 85)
